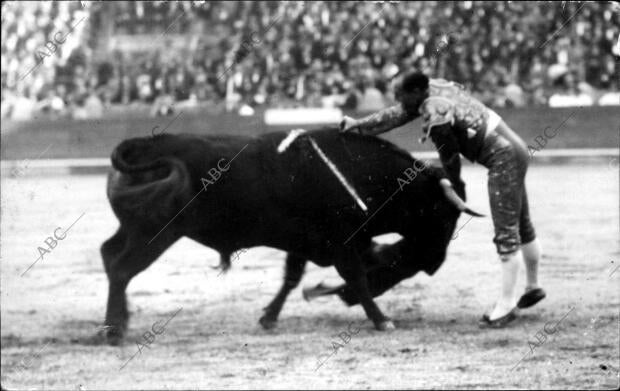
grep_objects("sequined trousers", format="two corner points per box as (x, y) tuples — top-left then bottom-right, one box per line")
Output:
(477, 127), (536, 255)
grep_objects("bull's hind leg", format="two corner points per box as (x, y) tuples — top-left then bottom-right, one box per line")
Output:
(259, 253), (306, 329)
(101, 225), (177, 345)
(100, 227), (129, 344)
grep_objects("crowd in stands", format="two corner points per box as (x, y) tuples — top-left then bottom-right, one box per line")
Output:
(1, 1), (618, 120)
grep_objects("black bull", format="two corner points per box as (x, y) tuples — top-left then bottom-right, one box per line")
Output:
(100, 128), (474, 344)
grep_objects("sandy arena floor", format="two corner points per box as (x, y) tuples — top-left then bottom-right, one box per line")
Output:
(1, 162), (618, 389)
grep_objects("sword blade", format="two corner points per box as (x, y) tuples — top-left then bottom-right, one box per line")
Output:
(308, 137), (368, 212)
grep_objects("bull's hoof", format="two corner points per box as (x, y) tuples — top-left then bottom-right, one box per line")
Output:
(106, 333), (124, 346)
(375, 320), (396, 331)
(81, 332), (108, 346)
(259, 315), (278, 330)
(99, 325), (125, 346)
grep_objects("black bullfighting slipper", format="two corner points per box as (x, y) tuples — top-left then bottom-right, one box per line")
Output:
(517, 287), (546, 309)
(478, 308), (518, 329)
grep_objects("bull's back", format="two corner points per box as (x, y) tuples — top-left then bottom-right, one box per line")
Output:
(258, 130), (436, 215)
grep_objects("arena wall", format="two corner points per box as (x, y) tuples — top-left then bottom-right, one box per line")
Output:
(1, 106), (618, 160)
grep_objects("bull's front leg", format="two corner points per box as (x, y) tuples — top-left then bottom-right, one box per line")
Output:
(302, 243), (392, 302)
(335, 251), (395, 331)
(259, 254), (306, 329)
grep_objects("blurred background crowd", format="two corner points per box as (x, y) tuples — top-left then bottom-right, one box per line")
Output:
(1, 1), (619, 121)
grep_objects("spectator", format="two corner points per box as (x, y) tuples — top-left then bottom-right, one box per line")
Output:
(354, 75), (387, 112)
(549, 72), (595, 107)
(2, 1), (618, 119)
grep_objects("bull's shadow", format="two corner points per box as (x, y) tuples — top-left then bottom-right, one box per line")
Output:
(100, 127), (478, 345)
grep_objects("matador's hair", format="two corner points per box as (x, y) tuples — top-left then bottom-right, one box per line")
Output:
(401, 71), (429, 93)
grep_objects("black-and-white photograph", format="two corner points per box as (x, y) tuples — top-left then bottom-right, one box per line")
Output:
(1, 1), (619, 389)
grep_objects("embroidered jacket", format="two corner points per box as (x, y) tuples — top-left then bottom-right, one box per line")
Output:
(355, 78), (490, 162)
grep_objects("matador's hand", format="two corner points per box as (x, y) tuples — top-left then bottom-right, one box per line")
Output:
(339, 116), (359, 133)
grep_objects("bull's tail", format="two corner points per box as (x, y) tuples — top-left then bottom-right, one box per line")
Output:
(107, 139), (193, 223)
(111, 138), (167, 174)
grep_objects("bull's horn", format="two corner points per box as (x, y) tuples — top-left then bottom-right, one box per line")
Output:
(439, 178), (485, 217)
